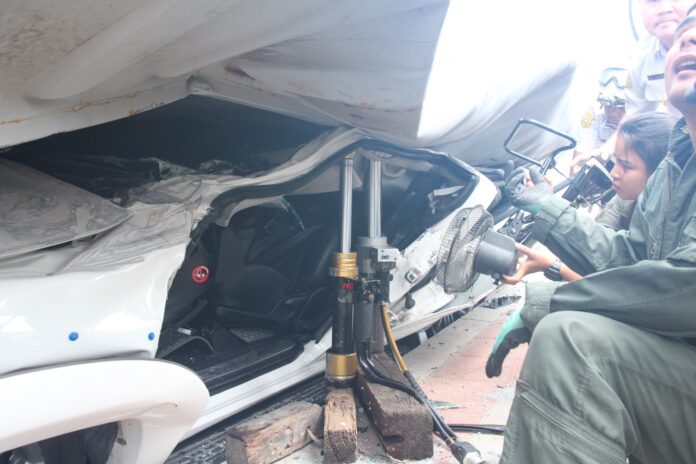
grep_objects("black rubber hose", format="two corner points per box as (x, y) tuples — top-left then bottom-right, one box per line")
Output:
(358, 362), (484, 463)
(358, 345), (492, 459)
(358, 348), (418, 398)
(356, 345), (455, 442)
(378, 306), (490, 463)
(379, 308), (461, 440)
(357, 344), (489, 464)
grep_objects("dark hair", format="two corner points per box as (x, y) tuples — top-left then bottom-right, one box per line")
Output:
(617, 112), (677, 174)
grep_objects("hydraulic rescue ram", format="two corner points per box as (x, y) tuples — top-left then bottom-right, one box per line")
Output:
(326, 155), (359, 387)
(324, 151), (489, 464)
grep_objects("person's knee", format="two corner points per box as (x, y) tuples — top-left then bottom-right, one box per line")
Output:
(523, 311), (607, 379)
(530, 311), (582, 350)
(532, 311), (607, 349)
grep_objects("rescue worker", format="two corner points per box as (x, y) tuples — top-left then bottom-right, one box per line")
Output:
(504, 111), (677, 285)
(595, 111), (677, 229)
(626, 0), (688, 115)
(570, 0), (688, 171)
(572, 67), (628, 163)
(486, 8), (696, 463)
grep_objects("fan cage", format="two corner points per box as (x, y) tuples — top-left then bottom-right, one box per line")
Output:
(435, 206), (493, 293)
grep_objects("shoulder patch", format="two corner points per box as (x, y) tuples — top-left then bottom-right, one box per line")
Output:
(580, 110), (594, 128)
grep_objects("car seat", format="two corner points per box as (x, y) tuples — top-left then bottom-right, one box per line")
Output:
(209, 206), (337, 333)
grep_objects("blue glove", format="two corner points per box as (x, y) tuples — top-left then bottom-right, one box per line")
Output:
(485, 309), (531, 378)
(504, 167), (553, 215)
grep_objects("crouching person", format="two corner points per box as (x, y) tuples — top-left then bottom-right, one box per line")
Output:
(487, 11), (696, 464)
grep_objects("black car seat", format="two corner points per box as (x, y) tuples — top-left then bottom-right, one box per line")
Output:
(209, 206), (337, 333)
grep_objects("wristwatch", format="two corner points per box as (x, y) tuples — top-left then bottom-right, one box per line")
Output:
(543, 259), (563, 281)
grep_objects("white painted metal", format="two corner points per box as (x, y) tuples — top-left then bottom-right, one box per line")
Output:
(0, 128), (363, 378)
(0, 359), (209, 464)
(188, 170), (500, 436)
(0, 0), (579, 166)
(0, 245), (186, 375)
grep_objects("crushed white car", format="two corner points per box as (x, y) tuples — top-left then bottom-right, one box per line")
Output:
(0, 1), (579, 462)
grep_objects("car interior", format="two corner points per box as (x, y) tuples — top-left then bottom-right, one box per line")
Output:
(1, 95), (479, 395)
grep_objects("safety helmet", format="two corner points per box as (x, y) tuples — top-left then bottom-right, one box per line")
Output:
(597, 67), (629, 107)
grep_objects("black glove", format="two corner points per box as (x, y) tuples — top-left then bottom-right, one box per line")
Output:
(504, 167), (553, 214)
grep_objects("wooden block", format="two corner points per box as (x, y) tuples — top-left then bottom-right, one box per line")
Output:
(225, 401), (322, 464)
(323, 387), (358, 463)
(356, 353), (433, 460)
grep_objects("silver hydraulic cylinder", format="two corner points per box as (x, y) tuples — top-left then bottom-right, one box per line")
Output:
(357, 158), (398, 354)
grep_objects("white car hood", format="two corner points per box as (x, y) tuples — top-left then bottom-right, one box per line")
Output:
(1, 0), (579, 165)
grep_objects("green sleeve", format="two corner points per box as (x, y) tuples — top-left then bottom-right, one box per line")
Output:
(531, 195), (646, 276)
(521, 247), (696, 337)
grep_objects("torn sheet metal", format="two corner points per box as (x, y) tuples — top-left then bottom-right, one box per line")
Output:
(0, 159), (130, 260)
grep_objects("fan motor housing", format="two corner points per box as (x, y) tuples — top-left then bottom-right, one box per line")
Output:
(473, 229), (518, 282)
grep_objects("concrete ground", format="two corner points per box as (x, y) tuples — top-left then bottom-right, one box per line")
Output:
(278, 284), (526, 463)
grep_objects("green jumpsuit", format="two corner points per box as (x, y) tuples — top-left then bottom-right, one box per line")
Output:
(500, 119), (696, 464)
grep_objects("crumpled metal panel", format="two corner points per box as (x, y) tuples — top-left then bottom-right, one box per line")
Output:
(0, 159), (131, 259)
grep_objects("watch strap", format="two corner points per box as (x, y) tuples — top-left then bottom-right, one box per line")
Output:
(543, 259), (563, 281)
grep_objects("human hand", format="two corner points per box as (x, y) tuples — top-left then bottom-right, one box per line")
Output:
(570, 137), (614, 174)
(502, 244), (555, 285)
(485, 309), (530, 378)
(569, 150), (594, 175)
(504, 167), (553, 215)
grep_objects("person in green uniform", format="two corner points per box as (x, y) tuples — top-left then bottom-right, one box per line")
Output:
(486, 8), (696, 464)
(503, 111), (676, 285)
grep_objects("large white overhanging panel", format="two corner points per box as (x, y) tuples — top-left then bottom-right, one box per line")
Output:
(0, 0), (578, 164)
(0, 0), (446, 148)
(208, 0), (580, 161)
(214, 1), (450, 138)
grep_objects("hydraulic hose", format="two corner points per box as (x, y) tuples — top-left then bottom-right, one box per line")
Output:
(381, 304), (506, 440)
(356, 343), (454, 447)
(379, 305), (464, 441)
(380, 304), (510, 463)
(358, 305), (487, 464)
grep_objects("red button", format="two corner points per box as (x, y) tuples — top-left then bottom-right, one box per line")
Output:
(191, 265), (210, 284)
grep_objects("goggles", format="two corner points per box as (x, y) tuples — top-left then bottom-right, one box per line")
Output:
(598, 67), (630, 89)
(598, 95), (626, 108)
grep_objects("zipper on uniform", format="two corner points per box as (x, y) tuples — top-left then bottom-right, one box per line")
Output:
(658, 153), (675, 258)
